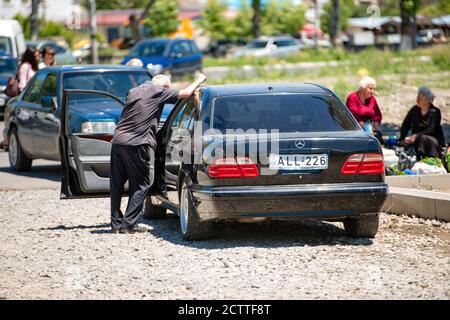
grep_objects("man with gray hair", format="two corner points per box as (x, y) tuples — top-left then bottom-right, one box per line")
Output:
(110, 73), (206, 234)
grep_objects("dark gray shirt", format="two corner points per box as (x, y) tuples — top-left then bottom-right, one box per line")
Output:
(112, 81), (178, 149)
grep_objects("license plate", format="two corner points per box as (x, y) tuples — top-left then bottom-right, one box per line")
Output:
(269, 154), (328, 170)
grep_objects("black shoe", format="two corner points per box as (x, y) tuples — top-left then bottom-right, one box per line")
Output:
(120, 225), (148, 234)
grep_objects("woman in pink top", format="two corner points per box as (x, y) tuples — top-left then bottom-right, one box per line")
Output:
(18, 47), (39, 92)
(0, 48), (39, 150)
(345, 76), (384, 144)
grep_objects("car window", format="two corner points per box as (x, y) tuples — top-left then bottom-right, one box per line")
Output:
(247, 40), (268, 49)
(22, 73), (46, 104)
(170, 42), (183, 56)
(213, 94), (358, 133)
(179, 41), (194, 56)
(177, 98), (197, 132)
(0, 36), (13, 55)
(40, 74), (57, 98)
(171, 104), (186, 131)
(138, 41), (168, 56)
(188, 41), (199, 54)
(273, 40), (296, 47)
(63, 71), (150, 101)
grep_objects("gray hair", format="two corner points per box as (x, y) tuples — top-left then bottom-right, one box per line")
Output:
(358, 76), (376, 89)
(418, 86), (435, 102)
(151, 74), (171, 88)
(126, 58), (144, 67)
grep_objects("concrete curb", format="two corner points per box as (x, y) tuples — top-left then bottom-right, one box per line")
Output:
(383, 174), (450, 222)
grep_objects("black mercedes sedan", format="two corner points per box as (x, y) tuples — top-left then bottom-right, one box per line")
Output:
(60, 83), (388, 240)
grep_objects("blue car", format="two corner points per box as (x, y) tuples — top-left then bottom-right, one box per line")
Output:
(121, 38), (202, 78)
(0, 53), (18, 118)
(5, 65), (156, 171)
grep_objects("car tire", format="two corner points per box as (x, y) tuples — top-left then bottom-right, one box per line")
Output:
(8, 127), (32, 172)
(179, 180), (212, 241)
(343, 213), (379, 238)
(143, 196), (167, 219)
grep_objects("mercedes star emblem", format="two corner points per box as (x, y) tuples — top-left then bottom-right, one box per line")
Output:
(295, 138), (306, 149)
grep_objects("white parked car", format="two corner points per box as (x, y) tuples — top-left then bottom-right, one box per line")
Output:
(233, 36), (301, 58)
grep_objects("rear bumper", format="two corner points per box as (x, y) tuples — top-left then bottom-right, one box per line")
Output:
(191, 182), (389, 221)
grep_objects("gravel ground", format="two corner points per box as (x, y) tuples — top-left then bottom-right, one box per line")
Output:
(0, 189), (449, 300)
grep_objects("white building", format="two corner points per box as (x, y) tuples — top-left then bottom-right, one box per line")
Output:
(0, 0), (84, 25)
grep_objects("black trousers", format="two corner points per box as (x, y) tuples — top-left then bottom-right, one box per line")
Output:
(110, 143), (153, 230)
(414, 134), (442, 160)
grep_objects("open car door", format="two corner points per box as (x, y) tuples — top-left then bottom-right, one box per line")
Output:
(60, 89), (154, 199)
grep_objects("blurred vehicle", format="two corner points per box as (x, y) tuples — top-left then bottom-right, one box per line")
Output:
(72, 43), (113, 64)
(233, 36), (300, 58)
(417, 29), (446, 46)
(26, 40), (76, 65)
(0, 53), (18, 118)
(205, 39), (247, 58)
(121, 38), (202, 78)
(0, 19), (26, 60)
(5, 65), (152, 171)
(298, 24), (332, 49)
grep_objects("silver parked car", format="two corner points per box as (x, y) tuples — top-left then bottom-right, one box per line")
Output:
(233, 36), (301, 58)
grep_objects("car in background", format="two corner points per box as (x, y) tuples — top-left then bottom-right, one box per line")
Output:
(72, 43), (113, 64)
(0, 53), (18, 118)
(233, 36), (301, 58)
(0, 19), (26, 60)
(26, 39), (76, 65)
(60, 83), (388, 240)
(121, 38), (202, 78)
(5, 65), (152, 171)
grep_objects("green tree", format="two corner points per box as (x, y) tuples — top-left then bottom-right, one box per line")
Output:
(143, 0), (179, 37)
(320, 0), (354, 36)
(261, 1), (306, 36)
(197, 0), (230, 40)
(230, 0), (253, 40)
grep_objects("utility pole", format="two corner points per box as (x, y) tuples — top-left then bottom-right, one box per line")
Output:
(88, 0), (99, 64)
(313, 0), (320, 49)
(30, 0), (40, 41)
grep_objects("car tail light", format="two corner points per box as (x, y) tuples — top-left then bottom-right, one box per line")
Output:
(341, 153), (384, 175)
(341, 154), (364, 175)
(208, 157), (260, 178)
(358, 153), (385, 174)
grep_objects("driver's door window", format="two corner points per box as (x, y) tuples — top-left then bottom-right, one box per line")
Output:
(22, 73), (46, 104)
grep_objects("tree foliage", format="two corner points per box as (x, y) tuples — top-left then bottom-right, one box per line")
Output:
(261, 1), (306, 36)
(197, 0), (231, 39)
(143, 0), (179, 37)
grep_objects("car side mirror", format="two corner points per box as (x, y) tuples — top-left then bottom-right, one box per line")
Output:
(41, 96), (58, 112)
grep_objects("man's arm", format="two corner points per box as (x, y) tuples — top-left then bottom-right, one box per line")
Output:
(178, 73), (207, 98)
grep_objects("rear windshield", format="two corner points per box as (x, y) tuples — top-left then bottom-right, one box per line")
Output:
(63, 71), (151, 101)
(212, 94), (358, 133)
